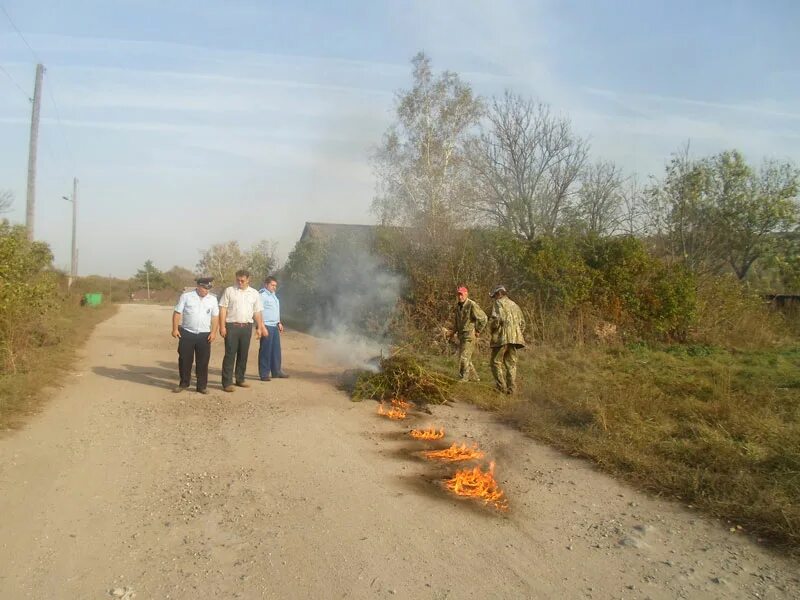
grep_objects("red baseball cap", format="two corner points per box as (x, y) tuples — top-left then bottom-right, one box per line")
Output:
(457, 286), (468, 294)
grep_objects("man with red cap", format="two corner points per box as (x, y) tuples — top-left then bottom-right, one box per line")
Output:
(453, 285), (487, 382)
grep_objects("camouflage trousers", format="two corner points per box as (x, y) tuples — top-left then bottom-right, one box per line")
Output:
(458, 337), (479, 381)
(490, 345), (518, 393)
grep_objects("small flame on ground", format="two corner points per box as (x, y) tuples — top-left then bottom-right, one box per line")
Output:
(424, 442), (484, 462)
(378, 403), (407, 420)
(391, 398), (413, 411)
(410, 427), (445, 440)
(444, 461), (508, 510)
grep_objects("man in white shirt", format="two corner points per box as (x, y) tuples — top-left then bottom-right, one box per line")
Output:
(171, 277), (220, 394)
(219, 269), (268, 392)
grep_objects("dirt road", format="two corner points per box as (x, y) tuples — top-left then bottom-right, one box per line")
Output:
(0, 304), (797, 599)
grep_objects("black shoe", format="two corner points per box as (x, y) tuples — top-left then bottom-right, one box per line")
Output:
(197, 388), (209, 395)
(273, 372), (290, 378)
(260, 376), (271, 381)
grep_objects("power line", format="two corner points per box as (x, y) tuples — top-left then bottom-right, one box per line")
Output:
(1, 4), (77, 171)
(0, 4), (41, 62)
(45, 78), (76, 171)
(0, 63), (31, 101)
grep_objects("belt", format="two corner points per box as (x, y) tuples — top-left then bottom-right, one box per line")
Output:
(228, 322), (252, 327)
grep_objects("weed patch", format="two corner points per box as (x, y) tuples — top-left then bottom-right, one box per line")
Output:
(439, 343), (800, 552)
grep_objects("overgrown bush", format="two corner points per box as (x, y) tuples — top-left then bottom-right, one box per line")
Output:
(0, 222), (60, 372)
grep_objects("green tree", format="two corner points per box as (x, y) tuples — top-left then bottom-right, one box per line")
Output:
(244, 239), (278, 284)
(163, 266), (196, 291)
(712, 152), (799, 280)
(196, 241), (246, 286)
(134, 260), (167, 290)
(652, 148), (799, 280)
(372, 52), (484, 238)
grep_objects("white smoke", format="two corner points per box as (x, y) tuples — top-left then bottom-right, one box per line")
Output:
(309, 237), (402, 370)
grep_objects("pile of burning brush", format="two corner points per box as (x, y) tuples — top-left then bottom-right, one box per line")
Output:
(350, 353), (454, 406)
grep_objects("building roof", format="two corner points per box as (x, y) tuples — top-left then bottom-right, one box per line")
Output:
(299, 222), (377, 243)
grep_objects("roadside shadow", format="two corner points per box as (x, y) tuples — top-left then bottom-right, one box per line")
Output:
(93, 364), (176, 390)
(156, 360), (222, 379)
(278, 368), (340, 384)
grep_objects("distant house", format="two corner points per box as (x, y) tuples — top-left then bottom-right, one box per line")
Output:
(299, 222), (378, 244)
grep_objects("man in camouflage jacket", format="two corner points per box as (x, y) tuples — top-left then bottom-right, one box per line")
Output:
(488, 285), (526, 394)
(453, 286), (488, 382)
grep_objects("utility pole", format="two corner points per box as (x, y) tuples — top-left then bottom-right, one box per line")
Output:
(146, 270), (150, 300)
(26, 63), (44, 241)
(62, 178), (78, 288)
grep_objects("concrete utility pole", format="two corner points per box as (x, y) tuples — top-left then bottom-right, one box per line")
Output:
(62, 177), (78, 288)
(26, 63), (44, 241)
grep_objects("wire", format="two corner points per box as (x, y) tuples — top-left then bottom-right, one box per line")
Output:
(1, 4), (77, 171)
(0, 62), (31, 101)
(45, 78), (76, 171)
(0, 4), (41, 62)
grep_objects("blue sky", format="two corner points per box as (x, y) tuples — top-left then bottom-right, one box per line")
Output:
(1, 0), (798, 277)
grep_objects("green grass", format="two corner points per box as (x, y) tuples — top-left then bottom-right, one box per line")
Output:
(428, 343), (800, 552)
(0, 302), (117, 431)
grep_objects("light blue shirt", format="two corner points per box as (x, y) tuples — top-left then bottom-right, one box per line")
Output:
(259, 288), (280, 326)
(174, 290), (219, 334)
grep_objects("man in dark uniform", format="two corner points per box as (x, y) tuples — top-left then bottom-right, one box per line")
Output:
(171, 277), (219, 394)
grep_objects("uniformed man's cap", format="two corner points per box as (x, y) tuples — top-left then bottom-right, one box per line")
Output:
(490, 284), (507, 297)
(196, 277), (214, 288)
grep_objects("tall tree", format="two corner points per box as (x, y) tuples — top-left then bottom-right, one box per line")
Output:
(134, 260), (167, 290)
(245, 240), (278, 283)
(713, 152), (799, 279)
(467, 92), (588, 240)
(574, 161), (625, 236)
(651, 147), (799, 279)
(372, 52), (484, 238)
(196, 241), (246, 286)
(163, 266), (196, 291)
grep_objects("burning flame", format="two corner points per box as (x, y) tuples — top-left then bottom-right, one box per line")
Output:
(410, 427), (445, 440)
(391, 398), (413, 411)
(445, 461), (508, 510)
(378, 403), (407, 420)
(424, 442), (484, 462)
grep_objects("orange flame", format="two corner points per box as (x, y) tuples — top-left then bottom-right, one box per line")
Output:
(424, 442), (484, 462)
(391, 398), (413, 411)
(410, 427), (445, 440)
(378, 403), (407, 420)
(445, 461), (508, 510)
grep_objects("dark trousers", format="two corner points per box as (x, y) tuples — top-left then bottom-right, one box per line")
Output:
(258, 325), (282, 379)
(222, 324), (253, 387)
(177, 328), (211, 391)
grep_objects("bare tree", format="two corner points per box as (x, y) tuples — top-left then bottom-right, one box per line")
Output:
(372, 52), (484, 238)
(467, 92), (588, 240)
(0, 190), (13, 214)
(618, 176), (648, 236)
(574, 161), (624, 236)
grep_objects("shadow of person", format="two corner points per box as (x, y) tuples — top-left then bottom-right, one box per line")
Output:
(93, 363), (177, 390)
(155, 360), (222, 378)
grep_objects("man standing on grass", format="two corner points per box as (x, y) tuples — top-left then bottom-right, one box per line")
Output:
(219, 269), (267, 392)
(488, 284), (526, 394)
(453, 285), (487, 382)
(258, 276), (289, 381)
(171, 277), (219, 395)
